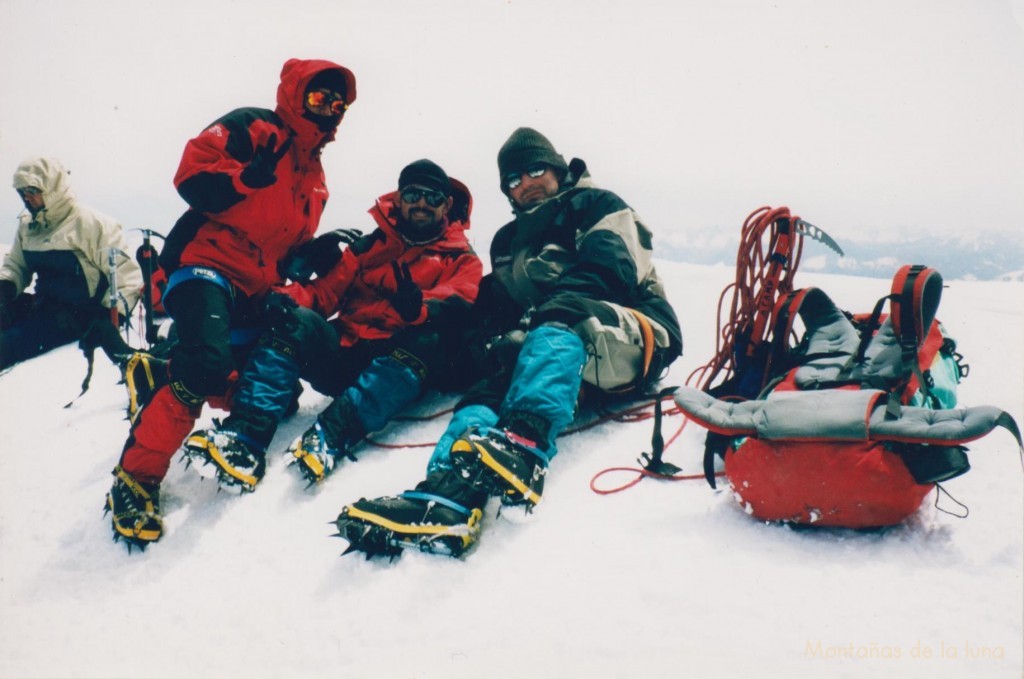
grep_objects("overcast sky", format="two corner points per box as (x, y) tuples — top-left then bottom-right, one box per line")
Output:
(1, 0), (1022, 252)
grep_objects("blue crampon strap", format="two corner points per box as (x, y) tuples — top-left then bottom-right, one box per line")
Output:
(231, 429), (268, 454)
(401, 491), (474, 516)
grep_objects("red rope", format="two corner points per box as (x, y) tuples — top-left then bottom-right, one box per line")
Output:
(587, 400), (719, 494)
(362, 397), (677, 450)
(589, 206), (807, 495)
(686, 205), (803, 393)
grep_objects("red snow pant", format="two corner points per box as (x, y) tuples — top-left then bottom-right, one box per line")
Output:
(118, 278), (259, 484)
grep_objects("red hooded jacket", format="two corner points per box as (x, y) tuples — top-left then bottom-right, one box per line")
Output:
(170, 58), (357, 298)
(281, 178), (482, 346)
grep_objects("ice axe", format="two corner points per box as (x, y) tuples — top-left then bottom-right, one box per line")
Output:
(132, 229), (166, 345)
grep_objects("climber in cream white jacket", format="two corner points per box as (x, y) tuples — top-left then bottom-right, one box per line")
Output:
(1, 157), (141, 370)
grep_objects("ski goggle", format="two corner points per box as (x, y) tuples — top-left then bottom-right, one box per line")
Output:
(305, 89), (348, 116)
(503, 163), (549, 190)
(17, 186), (42, 197)
(400, 186), (448, 208)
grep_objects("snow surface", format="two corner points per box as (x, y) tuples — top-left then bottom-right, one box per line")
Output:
(0, 261), (1021, 679)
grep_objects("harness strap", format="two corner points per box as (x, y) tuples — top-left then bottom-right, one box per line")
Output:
(162, 266), (235, 310)
(161, 266), (259, 347)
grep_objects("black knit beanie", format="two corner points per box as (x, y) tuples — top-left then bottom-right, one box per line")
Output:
(398, 159), (451, 196)
(497, 127), (568, 194)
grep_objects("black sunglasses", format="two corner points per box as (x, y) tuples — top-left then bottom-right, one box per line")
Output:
(400, 186), (448, 208)
(503, 163), (549, 190)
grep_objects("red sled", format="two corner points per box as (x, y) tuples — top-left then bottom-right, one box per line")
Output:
(676, 265), (1021, 528)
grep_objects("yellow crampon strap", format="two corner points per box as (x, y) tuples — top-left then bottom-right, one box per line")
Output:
(115, 465), (155, 510)
(111, 465), (162, 542)
(186, 434), (260, 489)
(125, 352), (156, 421)
(344, 505), (482, 548)
(453, 438), (542, 506)
(294, 447), (326, 481)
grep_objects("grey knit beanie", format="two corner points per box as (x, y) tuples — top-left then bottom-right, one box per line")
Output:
(497, 127), (568, 194)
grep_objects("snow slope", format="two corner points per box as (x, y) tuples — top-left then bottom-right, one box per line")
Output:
(0, 261), (1021, 679)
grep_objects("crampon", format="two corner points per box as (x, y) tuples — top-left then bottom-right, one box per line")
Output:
(450, 427), (548, 509)
(106, 465), (163, 552)
(333, 492), (483, 559)
(183, 428), (266, 493)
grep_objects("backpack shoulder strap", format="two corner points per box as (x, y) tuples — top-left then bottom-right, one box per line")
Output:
(888, 265), (944, 410)
(768, 286), (861, 389)
(890, 264), (942, 352)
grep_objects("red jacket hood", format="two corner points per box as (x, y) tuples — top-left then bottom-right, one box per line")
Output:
(369, 177), (473, 251)
(275, 58), (357, 151)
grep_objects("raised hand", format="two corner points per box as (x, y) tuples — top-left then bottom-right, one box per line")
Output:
(240, 133), (293, 189)
(389, 262), (423, 323)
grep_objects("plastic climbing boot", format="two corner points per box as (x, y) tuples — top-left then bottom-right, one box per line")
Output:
(334, 491), (483, 559)
(449, 426), (548, 508)
(284, 421), (356, 485)
(106, 465), (163, 550)
(184, 427), (267, 493)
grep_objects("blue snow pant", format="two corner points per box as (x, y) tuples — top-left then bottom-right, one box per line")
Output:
(427, 323), (587, 473)
(427, 291), (675, 473)
(225, 305), (471, 448)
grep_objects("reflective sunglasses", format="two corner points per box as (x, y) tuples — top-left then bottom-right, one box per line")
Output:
(400, 186), (448, 208)
(17, 186), (42, 197)
(305, 89), (348, 116)
(503, 163), (548, 190)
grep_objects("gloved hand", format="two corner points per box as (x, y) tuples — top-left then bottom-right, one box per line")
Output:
(263, 291), (299, 332)
(279, 228), (364, 282)
(240, 134), (293, 189)
(389, 262), (423, 323)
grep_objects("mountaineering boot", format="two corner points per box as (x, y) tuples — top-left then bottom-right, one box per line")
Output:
(106, 465), (163, 548)
(184, 427), (267, 493)
(334, 469), (487, 558)
(449, 426), (549, 508)
(285, 395), (364, 484)
(123, 351), (170, 421)
(285, 422), (346, 484)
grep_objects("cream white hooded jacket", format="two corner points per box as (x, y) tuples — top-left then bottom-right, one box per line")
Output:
(4, 157), (142, 315)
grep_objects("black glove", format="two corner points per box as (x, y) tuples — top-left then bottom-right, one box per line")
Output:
(389, 262), (423, 323)
(263, 292), (298, 332)
(279, 228), (364, 282)
(240, 134), (293, 189)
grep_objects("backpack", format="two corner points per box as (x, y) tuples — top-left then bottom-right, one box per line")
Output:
(674, 265), (1022, 528)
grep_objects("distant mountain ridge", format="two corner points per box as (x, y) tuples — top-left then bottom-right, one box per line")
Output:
(658, 230), (1024, 281)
